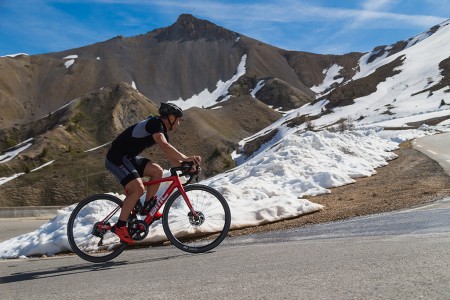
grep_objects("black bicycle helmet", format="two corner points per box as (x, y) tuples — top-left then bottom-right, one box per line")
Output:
(159, 103), (183, 118)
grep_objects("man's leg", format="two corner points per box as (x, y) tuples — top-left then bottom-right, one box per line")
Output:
(105, 156), (144, 244)
(119, 178), (145, 221)
(110, 178), (145, 245)
(143, 162), (163, 201)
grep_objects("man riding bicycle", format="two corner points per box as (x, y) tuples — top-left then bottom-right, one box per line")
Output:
(105, 103), (201, 245)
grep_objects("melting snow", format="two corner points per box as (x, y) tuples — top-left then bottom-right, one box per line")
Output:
(311, 64), (344, 94)
(251, 80), (265, 97)
(168, 54), (247, 110)
(63, 54), (78, 68)
(0, 139), (33, 163)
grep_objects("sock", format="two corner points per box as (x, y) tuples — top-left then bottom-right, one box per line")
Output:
(116, 220), (127, 228)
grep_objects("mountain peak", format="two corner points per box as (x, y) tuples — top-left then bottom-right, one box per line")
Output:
(175, 13), (203, 25)
(155, 13), (237, 42)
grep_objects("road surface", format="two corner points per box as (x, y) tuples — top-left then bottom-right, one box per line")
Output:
(0, 218), (49, 243)
(412, 131), (450, 176)
(1, 198), (450, 299)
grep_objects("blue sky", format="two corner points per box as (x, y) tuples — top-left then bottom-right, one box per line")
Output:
(0, 0), (448, 56)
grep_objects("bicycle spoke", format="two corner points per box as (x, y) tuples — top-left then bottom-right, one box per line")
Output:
(67, 194), (127, 263)
(163, 185), (231, 253)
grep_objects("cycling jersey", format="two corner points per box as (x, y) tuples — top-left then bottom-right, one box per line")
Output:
(106, 116), (169, 165)
(105, 116), (169, 186)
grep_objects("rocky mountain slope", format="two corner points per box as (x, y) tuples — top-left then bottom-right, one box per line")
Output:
(0, 14), (449, 207)
(295, 19), (450, 131)
(0, 82), (280, 206)
(0, 14), (361, 131)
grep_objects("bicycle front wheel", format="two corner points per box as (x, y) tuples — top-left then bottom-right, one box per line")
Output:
(67, 194), (127, 263)
(162, 184), (231, 253)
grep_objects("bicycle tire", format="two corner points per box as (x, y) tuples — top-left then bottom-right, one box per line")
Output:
(162, 184), (231, 253)
(67, 194), (127, 263)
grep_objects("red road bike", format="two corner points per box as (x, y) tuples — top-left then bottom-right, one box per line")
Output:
(67, 162), (231, 263)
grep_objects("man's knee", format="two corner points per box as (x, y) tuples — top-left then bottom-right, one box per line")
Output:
(146, 163), (163, 178)
(126, 180), (145, 196)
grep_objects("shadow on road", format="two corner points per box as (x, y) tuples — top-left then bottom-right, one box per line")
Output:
(0, 251), (211, 284)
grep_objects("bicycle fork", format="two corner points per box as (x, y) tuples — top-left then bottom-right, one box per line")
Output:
(179, 188), (200, 221)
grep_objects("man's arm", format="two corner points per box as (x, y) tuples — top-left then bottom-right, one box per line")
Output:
(153, 132), (201, 165)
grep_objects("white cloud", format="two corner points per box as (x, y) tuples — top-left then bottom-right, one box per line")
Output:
(1, 0), (447, 55)
(72, 0), (445, 26)
(146, 0), (447, 54)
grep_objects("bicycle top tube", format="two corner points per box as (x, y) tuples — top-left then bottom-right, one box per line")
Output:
(142, 173), (181, 187)
(142, 162), (199, 187)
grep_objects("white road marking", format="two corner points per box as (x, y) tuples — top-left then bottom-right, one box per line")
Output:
(427, 150), (438, 155)
(415, 144), (423, 148)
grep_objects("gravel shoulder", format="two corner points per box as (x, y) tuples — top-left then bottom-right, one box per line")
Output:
(228, 142), (450, 237)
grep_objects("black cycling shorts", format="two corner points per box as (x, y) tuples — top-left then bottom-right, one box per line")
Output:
(105, 155), (149, 187)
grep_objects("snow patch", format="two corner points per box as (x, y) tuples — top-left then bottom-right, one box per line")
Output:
(0, 139), (33, 163)
(168, 54), (247, 110)
(1, 53), (29, 58)
(311, 64), (344, 94)
(63, 55), (78, 69)
(251, 80), (265, 98)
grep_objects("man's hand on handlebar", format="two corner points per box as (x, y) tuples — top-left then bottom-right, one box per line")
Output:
(185, 155), (201, 173)
(180, 161), (201, 175)
(186, 155), (201, 165)
(177, 160), (201, 185)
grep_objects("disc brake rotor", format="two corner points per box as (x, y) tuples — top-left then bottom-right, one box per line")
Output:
(188, 211), (205, 226)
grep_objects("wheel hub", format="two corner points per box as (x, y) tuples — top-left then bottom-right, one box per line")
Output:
(188, 211), (205, 226)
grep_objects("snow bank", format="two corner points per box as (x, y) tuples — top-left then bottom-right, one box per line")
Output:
(0, 129), (400, 258)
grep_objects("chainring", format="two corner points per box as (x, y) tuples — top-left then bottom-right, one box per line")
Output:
(128, 220), (149, 241)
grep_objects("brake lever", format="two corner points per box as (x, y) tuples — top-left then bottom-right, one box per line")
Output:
(181, 163), (201, 186)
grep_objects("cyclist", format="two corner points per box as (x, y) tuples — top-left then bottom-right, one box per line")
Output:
(105, 103), (201, 245)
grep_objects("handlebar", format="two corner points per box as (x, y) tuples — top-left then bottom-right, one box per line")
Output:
(170, 161), (201, 185)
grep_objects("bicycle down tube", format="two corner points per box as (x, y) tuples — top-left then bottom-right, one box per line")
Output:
(142, 175), (197, 224)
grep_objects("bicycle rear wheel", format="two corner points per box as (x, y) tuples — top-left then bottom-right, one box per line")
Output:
(162, 184), (231, 253)
(67, 194), (127, 263)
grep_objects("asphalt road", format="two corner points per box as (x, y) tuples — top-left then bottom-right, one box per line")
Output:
(412, 131), (450, 176)
(0, 218), (49, 243)
(1, 198), (450, 299)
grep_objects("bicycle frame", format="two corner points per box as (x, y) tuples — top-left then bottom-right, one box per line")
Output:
(140, 174), (197, 225)
(96, 166), (199, 233)
(68, 165), (230, 261)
